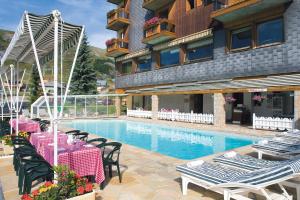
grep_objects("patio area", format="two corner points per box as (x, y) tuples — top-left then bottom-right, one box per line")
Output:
(0, 134), (271, 200)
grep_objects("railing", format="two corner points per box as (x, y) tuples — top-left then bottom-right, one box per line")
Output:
(158, 111), (214, 124)
(144, 19), (175, 39)
(252, 113), (294, 131)
(106, 39), (129, 53)
(127, 109), (152, 119)
(31, 94), (126, 119)
(107, 8), (129, 24)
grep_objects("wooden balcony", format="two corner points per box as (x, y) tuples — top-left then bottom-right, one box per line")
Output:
(143, 0), (175, 11)
(106, 39), (129, 58)
(107, 8), (130, 31)
(107, 0), (123, 5)
(211, 0), (292, 23)
(143, 19), (176, 45)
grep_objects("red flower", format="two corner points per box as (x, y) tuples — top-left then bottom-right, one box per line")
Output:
(44, 181), (53, 187)
(21, 194), (33, 200)
(77, 186), (85, 195)
(85, 183), (93, 192)
(75, 174), (81, 179)
(32, 189), (39, 196)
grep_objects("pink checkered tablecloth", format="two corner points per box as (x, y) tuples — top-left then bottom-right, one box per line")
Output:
(10, 119), (41, 133)
(44, 144), (105, 184)
(29, 132), (105, 184)
(30, 132), (68, 157)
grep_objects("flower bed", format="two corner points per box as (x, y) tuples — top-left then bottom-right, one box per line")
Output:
(21, 166), (95, 200)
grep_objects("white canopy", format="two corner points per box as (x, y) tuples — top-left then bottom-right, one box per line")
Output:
(1, 11), (82, 65)
(1, 10), (85, 167)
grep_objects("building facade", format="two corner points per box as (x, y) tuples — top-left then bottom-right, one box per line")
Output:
(106, 0), (300, 128)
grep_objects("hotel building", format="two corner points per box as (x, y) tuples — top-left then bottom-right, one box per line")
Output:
(106, 0), (300, 128)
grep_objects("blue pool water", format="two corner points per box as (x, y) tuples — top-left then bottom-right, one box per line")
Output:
(62, 120), (256, 160)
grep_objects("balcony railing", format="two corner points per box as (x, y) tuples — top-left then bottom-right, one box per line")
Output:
(107, 8), (130, 31)
(143, 18), (176, 45)
(107, 0), (123, 5)
(143, 0), (175, 11)
(106, 38), (129, 58)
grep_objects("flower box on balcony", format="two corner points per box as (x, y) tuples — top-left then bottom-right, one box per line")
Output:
(144, 17), (159, 28)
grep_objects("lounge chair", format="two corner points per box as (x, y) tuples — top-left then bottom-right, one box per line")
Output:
(276, 129), (300, 140)
(213, 151), (300, 199)
(176, 159), (300, 200)
(252, 140), (300, 159)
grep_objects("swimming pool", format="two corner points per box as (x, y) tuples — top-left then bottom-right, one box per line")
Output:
(62, 120), (256, 160)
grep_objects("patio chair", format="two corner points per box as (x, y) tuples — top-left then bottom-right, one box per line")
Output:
(31, 118), (41, 122)
(22, 160), (54, 194)
(65, 129), (80, 135)
(73, 132), (89, 141)
(276, 130), (300, 140)
(87, 137), (107, 145)
(213, 151), (300, 199)
(17, 153), (44, 193)
(176, 159), (300, 200)
(98, 142), (122, 188)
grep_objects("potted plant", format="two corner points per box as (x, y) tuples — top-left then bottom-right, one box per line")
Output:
(252, 93), (266, 106)
(105, 38), (116, 47)
(225, 96), (236, 104)
(21, 165), (95, 200)
(1, 134), (14, 155)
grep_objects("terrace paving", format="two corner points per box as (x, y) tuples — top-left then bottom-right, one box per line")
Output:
(0, 119), (297, 200)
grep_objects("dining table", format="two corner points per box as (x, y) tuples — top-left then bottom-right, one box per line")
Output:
(29, 131), (105, 184)
(10, 118), (41, 133)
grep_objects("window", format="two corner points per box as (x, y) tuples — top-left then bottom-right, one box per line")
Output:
(231, 27), (252, 50)
(257, 18), (283, 46)
(137, 55), (152, 72)
(186, 42), (213, 62)
(187, 0), (195, 10)
(203, 0), (213, 6)
(121, 61), (132, 74)
(160, 48), (180, 67)
(159, 10), (169, 19)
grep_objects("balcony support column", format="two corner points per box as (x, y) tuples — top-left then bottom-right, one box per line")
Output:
(294, 91), (300, 129)
(152, 95), (159, 120)
(126, 95), (133, 110)
(214, 93), (226, 127)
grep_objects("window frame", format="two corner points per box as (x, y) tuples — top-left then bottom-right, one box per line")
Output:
(121, 60), (132, 75)
(136, 55), (152, 73)
(159, 47), (180, 68)
(229, 26), (253, 52)
(185, 43), (213, 64)
(256, 17), (284, 48)
(227, 16), (285, 53)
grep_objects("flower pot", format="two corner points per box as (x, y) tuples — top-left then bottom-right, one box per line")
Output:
(1, 140), (13, 155)
(66, 191), (96, 200)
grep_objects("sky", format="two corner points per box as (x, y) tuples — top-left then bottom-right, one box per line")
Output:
(0, 0), (116, 49)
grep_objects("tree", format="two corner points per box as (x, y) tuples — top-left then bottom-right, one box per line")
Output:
(29, 64), (42, 104)
(70, 33), (97, 95)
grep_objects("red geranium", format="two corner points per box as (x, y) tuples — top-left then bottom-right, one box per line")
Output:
(44, 181), (53, 187)
(77, 186), (85, 195)
(32, 189), (39, 196)
(21, 194), (33, 200)
(85, 183), (93, 192)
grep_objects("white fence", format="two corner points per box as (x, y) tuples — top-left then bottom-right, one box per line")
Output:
(158, 111), (214, 124)
(127, 109), (152, 119)
(253, 113), (294, 131)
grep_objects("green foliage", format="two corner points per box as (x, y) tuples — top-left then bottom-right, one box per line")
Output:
(70, 33), (97, 95)
(29, 65), (42, 104)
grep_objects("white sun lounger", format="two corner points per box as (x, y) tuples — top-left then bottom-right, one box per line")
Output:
(176, 159), (300, 200)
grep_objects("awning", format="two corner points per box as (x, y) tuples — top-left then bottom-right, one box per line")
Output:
(1, 11), (82, 66)
(126, 73), (300, 94)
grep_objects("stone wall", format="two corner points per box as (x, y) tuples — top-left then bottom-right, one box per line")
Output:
(116, 1), (300, 89)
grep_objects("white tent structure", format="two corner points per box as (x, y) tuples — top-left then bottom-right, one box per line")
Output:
(0, 10), (84, 166)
